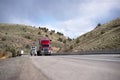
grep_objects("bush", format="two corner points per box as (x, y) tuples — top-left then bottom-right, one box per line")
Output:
(5, 46), (17, 57)
(39, 27), (49, 32)
(45, 35), (48, 37)
(5, 46), (10, 51)
(58, 38), (62, 42)
(5, 32), (8, 35)
(57, 32), (64, 36)
(11, 48), (17, 57)
(97, 23), (101, 26)
(25, 44), (30, 49)
(23, 27), (27, 32)
(68, 37), (72, 41)
(76, 39), (80, 43)
(96, 23), (102, 28)
(44, 29), (48, 32)
(101, 31), (105, 35)
(70, 45), (73, 49)
(51, 30), (55, 33)
(2, 37), (6, 41)
(50, 32), (52, 35)
(63, 40), (66, 44)
(38, 32), (41, 35)
(25, 36), (31, 39)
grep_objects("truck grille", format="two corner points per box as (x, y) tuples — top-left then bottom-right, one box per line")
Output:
(44, 48), (48, 52)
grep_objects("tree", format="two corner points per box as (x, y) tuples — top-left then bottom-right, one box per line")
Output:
(51, 30), (55, 33)
(97, 23), (101, 26)
(96, 23), (102, 28)
(57, 32), (64, 36)
(68, 37), (72, 41)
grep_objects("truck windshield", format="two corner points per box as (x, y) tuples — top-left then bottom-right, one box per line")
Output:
(42, 45), (49, 47)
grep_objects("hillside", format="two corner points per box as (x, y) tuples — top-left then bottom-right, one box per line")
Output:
(62, 18), (120, 52)
(0, 24), (70, 57)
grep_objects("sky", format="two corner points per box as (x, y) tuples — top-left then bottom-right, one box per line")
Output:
(0, 0), (120, 38)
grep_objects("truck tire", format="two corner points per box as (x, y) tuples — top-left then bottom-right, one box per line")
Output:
(37, 51), (41, 56)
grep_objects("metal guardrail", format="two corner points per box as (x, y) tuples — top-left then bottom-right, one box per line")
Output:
(52, 49), (120, 55)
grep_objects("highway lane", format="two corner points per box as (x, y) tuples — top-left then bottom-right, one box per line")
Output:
(0, 56), (49, 80)
(58, 54), (120, 62)
(31, 54), (120, 80)
(0, 54), (120, 80)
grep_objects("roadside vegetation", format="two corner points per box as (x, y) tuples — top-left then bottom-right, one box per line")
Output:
(0, 24), (70, 58)
(0, 18), (120, 57)
(61, 18), (120, 52)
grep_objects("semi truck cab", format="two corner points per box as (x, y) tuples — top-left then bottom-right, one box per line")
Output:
(37, 38), (51, 55)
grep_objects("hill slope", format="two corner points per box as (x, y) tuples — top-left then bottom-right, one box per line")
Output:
(0, 24), (69, 57)
(62, 18), (120, 52)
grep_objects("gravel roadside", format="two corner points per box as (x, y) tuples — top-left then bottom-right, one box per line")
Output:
(0, 56), (49, 80)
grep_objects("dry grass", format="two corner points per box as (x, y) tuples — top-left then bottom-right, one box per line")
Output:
(0, 23), (68, 56)
(62, 18), (120, 52)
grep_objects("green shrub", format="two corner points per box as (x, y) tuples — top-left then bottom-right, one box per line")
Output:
(45, 34), (48, 37)
(11, 48), (17, 57)
(58, 38), (62, 42)
(76, 39), (80, 43)
(101, 31), (105, 35)
(63, 40), (66, 44)
(70, 45), (73, 49)
(5, 32), (8, 35)
(2, 37), (6, 41)
(44, 29), (48, 32)
(25, 36), (31, 39)
(97, 23), (101, 26)
(50, 32), (52, 35)
(5, 46), (10, 51)
(23, 27), (27, 32)
(38, 32), (41, 35)
(57, 32), (64, 36)
(96, 23), (102, 28)
(25, 44), (30, 49)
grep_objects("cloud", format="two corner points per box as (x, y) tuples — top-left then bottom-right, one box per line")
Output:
(0, 0), (120, 38)
(49, 0), (120, 38)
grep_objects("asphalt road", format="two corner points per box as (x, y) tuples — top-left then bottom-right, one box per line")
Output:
(0, 56), (49, 80)
(0, 54), (120, 80)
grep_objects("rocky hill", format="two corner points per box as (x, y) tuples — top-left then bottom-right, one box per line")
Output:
(1, 18), (120, 57)
(62, 18), (120, 52)
(0, 24), (70, 57)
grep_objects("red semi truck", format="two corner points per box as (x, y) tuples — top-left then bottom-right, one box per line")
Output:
(37, 38), (51, 55)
